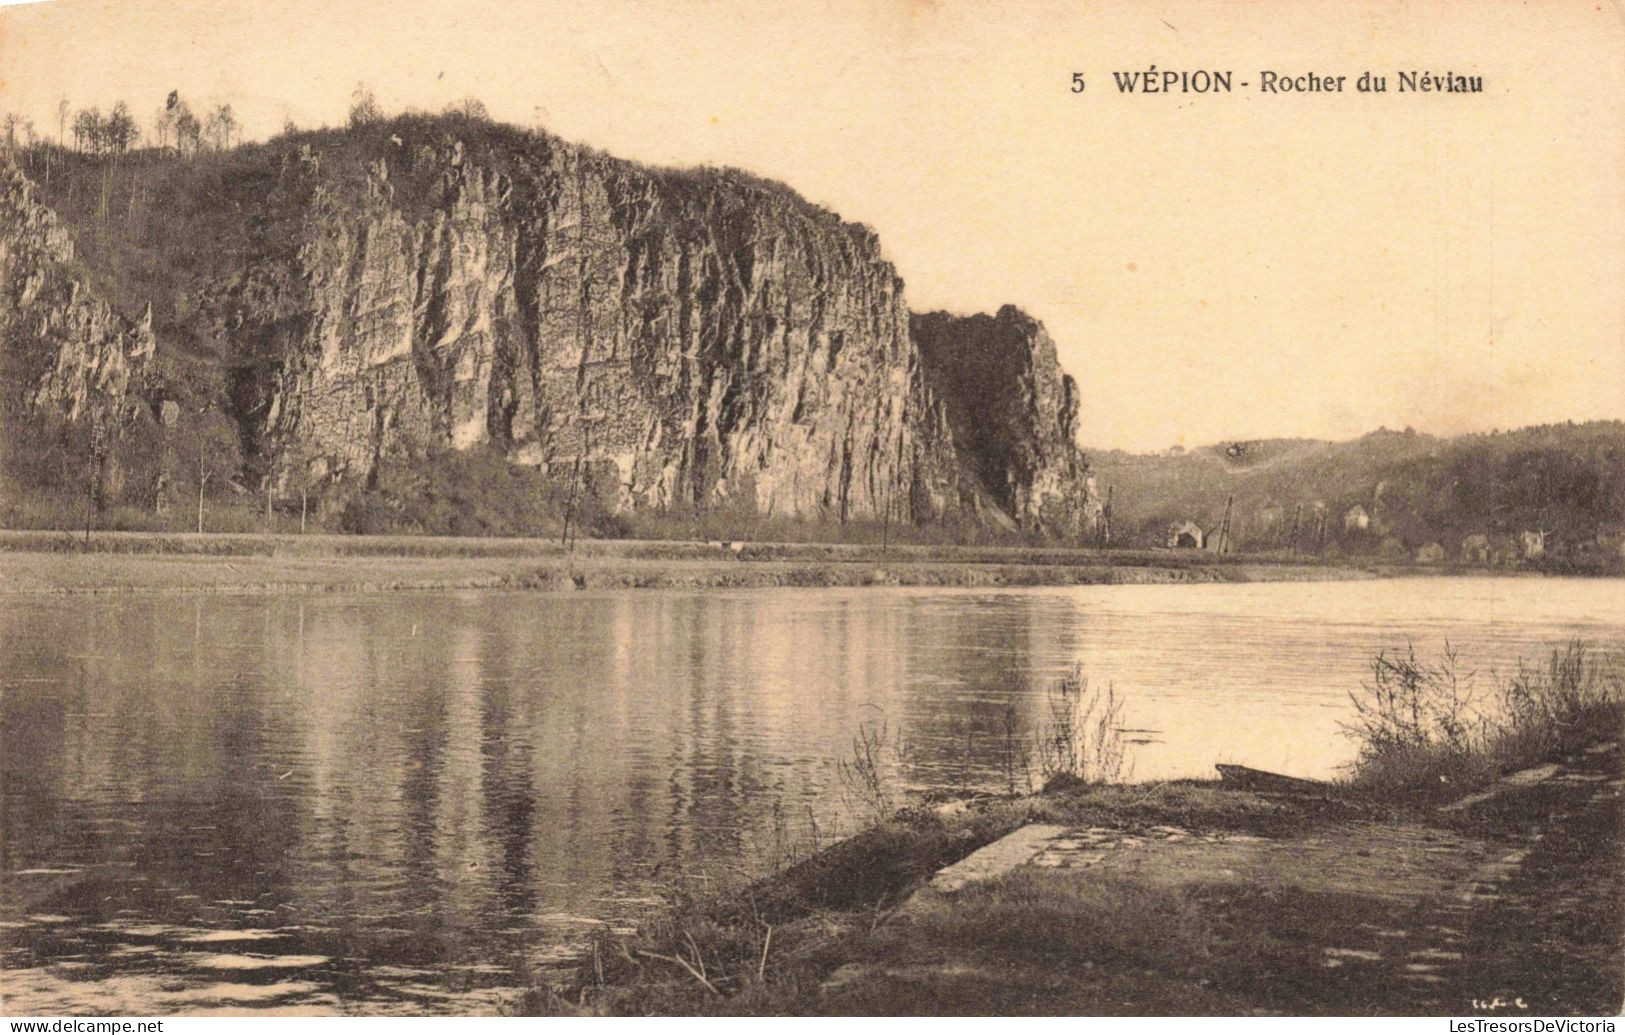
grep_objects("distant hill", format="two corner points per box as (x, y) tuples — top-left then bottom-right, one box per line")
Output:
(1087, 422), (1625, 567)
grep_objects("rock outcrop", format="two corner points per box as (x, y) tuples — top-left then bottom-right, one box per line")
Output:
(0, 159), (153, 429)
(245, 135), (967, 523)
(912, 306), (1099, 537)
(3, 120), (1097, 534)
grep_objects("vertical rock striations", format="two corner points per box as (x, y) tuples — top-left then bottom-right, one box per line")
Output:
(0, 158), (152, 431)
(912, 306), (1098, 537)
(3, 120), (1096, 535)
(242, 130), (973, 523)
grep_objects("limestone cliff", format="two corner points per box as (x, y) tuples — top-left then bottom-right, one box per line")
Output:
(3, 118), (1096, 534)
(0, 159), (153, 430)
(241, 131), (964, 523)
(912, 306), (1098, 537)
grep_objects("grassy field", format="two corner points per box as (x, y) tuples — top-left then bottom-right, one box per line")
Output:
(0, 529), (1384, 594)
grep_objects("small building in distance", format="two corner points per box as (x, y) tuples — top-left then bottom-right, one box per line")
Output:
(1344, 505), (1371, 533)
(1167, 521), (1205, 549)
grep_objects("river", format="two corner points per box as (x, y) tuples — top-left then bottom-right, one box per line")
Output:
(2, 576), (1621, 1013)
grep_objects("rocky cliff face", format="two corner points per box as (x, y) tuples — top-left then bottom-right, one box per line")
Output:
(0, 159), (153, 431)
(912, 306), (1099, 537)
(3, 119), (1096, 534)
(244, 133), (965, 523)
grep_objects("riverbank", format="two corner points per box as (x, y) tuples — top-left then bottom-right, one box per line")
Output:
(0, 530), (1394, 594)
(528, 731), (1623, 1016)
(531, 646), (1624, 1016)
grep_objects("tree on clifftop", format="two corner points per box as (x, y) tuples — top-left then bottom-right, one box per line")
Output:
(1, 113), (25, 152)
(205, 103), (236, 150)
(445, 97), (489, 120)
(72, 107), (101, 153)
(105, 102), (137, 154)
(348, 84), (382, 127)
(174, 103), (201, 155)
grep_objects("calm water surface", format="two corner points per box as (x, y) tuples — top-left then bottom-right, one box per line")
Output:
(3, 576), (1621, 1013)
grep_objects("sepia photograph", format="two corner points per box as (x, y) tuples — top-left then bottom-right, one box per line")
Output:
(0, 0), (1622, 1021)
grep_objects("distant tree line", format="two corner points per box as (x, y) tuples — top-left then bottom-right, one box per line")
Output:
(1, 111), (36, 150)
(345, 83), (490, 127)
(3, 85), (503, 162)
(0, 92), (238, 158)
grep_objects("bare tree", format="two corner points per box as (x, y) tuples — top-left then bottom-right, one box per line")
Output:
(105, 102), (137, 154)
(348, 83), (382, 127)
(155, 90), (181, 151)
(445, 96), (489, 120)
(72, 107), (101, 153)
(1, 112), (22, 153)
(204, 103), (237, 149)
(217, 104), (236, 148)
(281, 443), (325, 533)
(57, 97), (69, 146)
(174, 103), (201, 155)
(202, 103), (237, 150)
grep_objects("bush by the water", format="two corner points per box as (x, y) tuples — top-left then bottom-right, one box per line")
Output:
(1036, 664), (1127, 790)
(1344, 640), (1623, 800)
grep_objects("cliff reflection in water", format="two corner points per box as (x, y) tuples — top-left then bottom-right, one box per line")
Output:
(5, 578), (1620, 1014)
(0, 588), (1071, 1012)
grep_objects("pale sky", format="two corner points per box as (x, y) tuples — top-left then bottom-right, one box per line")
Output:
(2, 0), (1622, 450)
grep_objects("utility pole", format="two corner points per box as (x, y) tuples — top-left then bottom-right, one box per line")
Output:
(84, 421), (106, 547)
(881, 480), (892, 557)
(1218, 494), (1234, 556)
(1101, 484), (1115, 548)
(1289, 503), (1303, 556)
(562, 423), (591, 551)
(882, 433), (899, 558)
(197, 448), (209, 534)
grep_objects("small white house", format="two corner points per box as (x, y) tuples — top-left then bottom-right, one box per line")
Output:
(1167, 521), (1205, 549)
